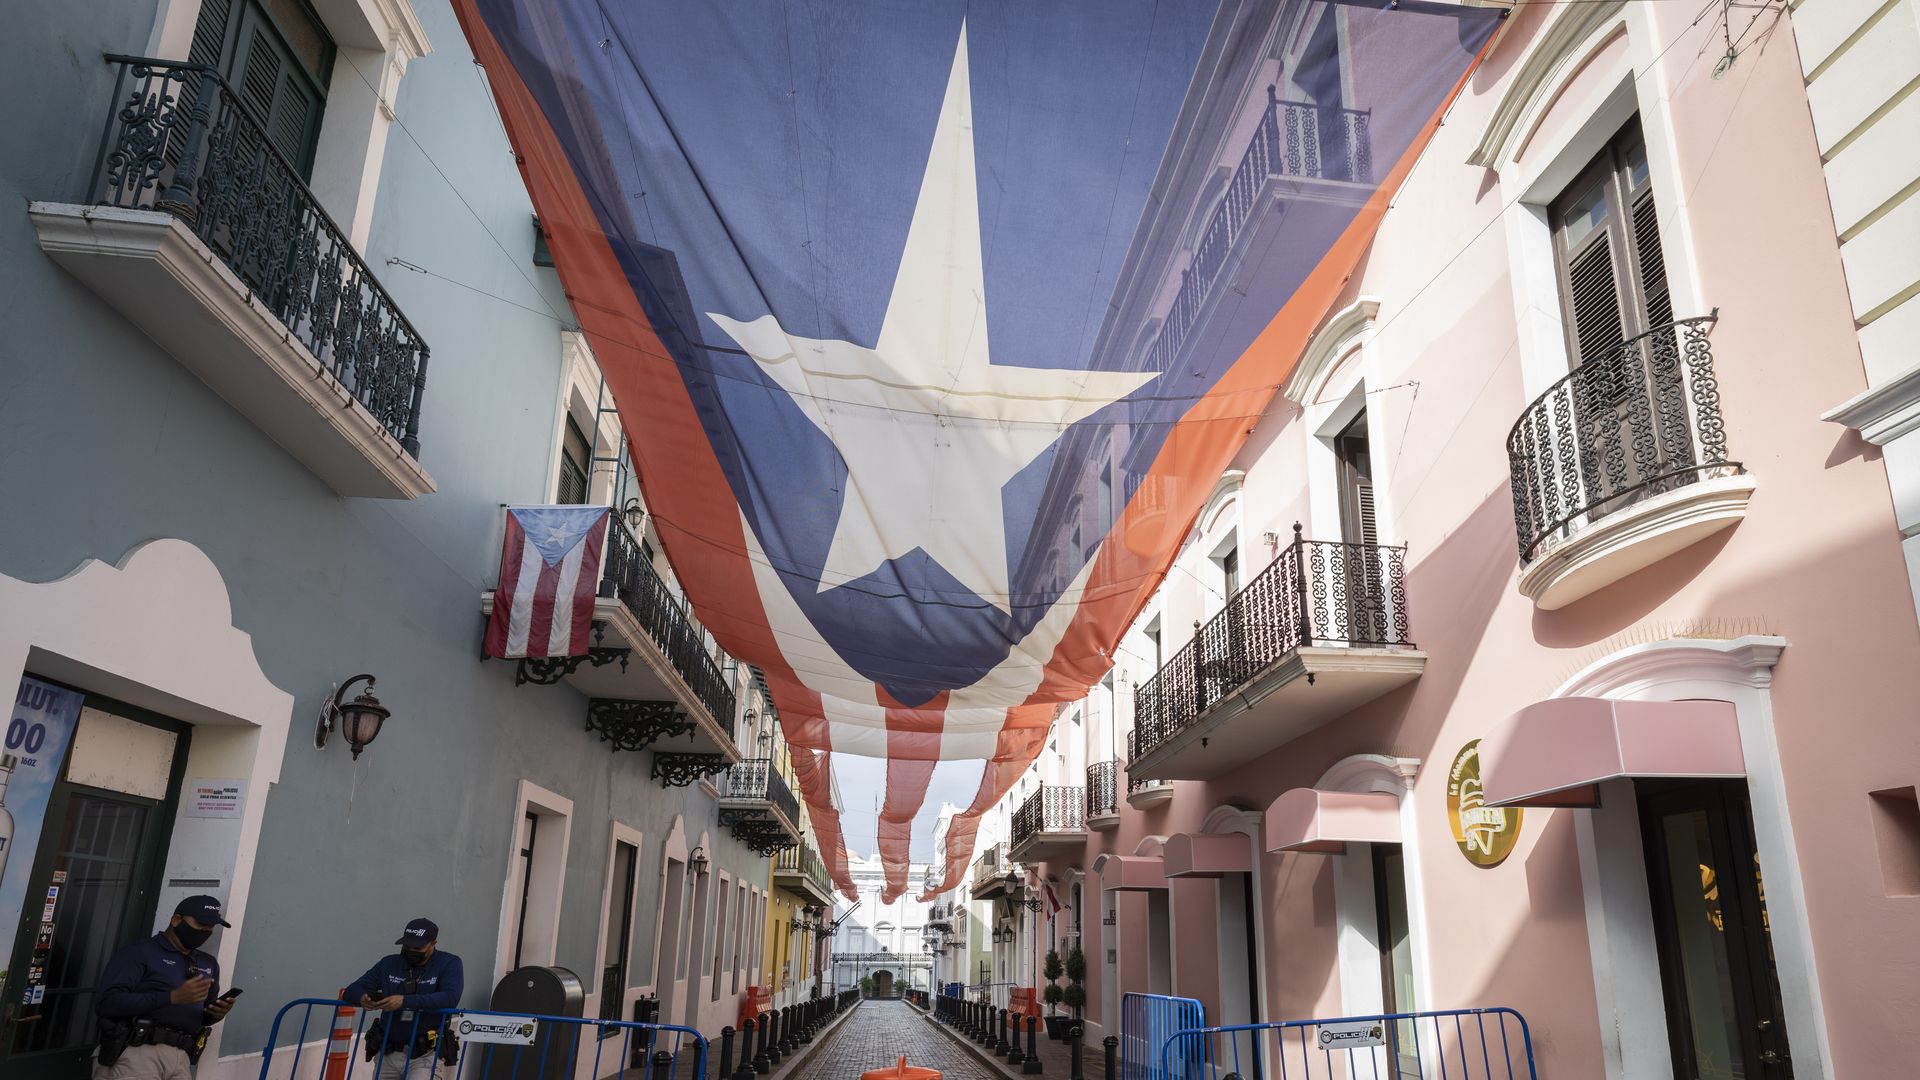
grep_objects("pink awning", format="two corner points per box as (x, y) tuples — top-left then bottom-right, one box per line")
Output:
(1263, 788), (1401, 854)
(1163, 833), (1253, 877)
(1094, 854), (1167, 890)
(1479, 697), (1744, 808)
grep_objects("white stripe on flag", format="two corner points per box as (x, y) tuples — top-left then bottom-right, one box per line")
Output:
(505, 532), (543, 657)
(547, 536), (588, 655)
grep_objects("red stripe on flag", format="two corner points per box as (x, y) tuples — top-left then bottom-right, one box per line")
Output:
(483, 511), (528, 659)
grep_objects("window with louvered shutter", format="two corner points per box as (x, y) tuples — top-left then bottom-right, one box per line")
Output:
(1335, 410), (1377, 548)
(188, 0), (334, 178)
(1550, 122), (1670, 364)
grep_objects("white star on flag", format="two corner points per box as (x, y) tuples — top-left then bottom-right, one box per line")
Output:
(709, 24), (1156, 613)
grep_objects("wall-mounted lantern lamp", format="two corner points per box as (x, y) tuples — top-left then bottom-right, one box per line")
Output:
(315, 674), (390, 760)
(689, 845), (709, 874)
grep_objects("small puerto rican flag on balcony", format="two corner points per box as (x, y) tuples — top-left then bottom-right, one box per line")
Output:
(485, 505), (611, 659)
(1043, 883), (1062, 916)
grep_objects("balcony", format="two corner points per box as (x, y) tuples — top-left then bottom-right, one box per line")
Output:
(483, 510), (741, 782)
(32, 56), (432, 498)
(1124, 733), (1175, 808)
(970, 843), (1012, 900)
(1507, 316), (1752, 609)
(774, 842), (836, 907)
(1009, 785), (1086, 864)
(1136, 94), (1371, 382)
(1130, 528), (1423, 780)
(717, 759), (801, 855)
(1085, 762), (1120, 831)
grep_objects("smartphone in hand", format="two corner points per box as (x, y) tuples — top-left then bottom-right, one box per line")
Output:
(219, 988), (244, 1001)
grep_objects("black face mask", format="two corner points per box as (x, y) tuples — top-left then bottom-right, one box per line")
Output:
(172, 921), (213, 951)
(402, 948), (430, 967)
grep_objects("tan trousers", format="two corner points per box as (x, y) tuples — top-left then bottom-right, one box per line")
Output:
(93, 1043), (193, 1080)
(376, 1050), (441, 1080)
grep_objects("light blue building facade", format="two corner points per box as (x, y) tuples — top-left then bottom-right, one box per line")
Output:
(0, 1), (810, 1075)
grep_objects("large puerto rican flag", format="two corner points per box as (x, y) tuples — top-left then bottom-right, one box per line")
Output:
(485, 506), (612, 660)
(454, 0), (1500, 900)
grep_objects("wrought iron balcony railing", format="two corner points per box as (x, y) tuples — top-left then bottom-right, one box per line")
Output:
(1506, 316), (1738, 563)
(1140, 92), (1371, 378)
(1132, 526), (1412, 760)
(601, 512), (738, 726)
(776, 841), (834, 898)
(1085, 761), (1118, 819)
(90, 56), (428, 455)
(1011, 785), (1086, 849)
(1124, 733), (1171, 796)
(721, 758), (801, 825)
(971, 843), (1010, 891)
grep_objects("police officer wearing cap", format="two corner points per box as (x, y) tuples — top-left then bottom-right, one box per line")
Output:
(93, 895), (238, 1080)
(344, 918), (464, 1080)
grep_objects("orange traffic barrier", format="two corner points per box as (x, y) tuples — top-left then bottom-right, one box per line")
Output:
(324, 989), (356, 1080)
(861, 1057), (940, 1080)
(738, 985), (769, 1027)
(1007, 988), (1042, 1019)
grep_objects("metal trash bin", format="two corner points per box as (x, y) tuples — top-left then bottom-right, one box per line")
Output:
(476, 966), (585, 1080)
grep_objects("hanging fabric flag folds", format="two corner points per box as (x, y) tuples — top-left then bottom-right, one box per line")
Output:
(454, 0), (1501, 900)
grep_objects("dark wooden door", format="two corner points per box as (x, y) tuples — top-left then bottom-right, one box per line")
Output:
(1639, 779), (1794, 1079)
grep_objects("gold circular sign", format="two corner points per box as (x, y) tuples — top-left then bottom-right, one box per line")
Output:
(1446, 739), (1523, 867)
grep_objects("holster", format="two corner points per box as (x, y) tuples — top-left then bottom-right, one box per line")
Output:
(96, 1019), (132, 1068)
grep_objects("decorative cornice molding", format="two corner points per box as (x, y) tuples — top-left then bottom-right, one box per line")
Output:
(1468, 0), (1630, 169)
(1554, 635), (1788, 698)
(1285, 298), (1381, 405)
(1821, 363), (1920, 445)
(1314, 753), (1422, 792)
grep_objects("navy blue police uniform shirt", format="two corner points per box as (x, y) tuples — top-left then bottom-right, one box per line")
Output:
(95, 932), (221, 1033)
(344, 951), (464, 1036)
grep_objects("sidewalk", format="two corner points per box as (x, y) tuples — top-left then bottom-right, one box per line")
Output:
(905, 999), (1095, 1080)
(788, 1000), (999, 1080)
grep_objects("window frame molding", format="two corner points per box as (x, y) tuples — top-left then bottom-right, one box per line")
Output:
(588, 822), (647, 1021)
(1474, 2), (1707, 401)
(146, 0), (431, 249)
(494, 779), (574, 986)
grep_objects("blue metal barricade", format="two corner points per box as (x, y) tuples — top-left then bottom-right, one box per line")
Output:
(1157, 1008), (1537, 1080)
(256, 998), (709, 1080)
(1120, 993), (1206, 1080)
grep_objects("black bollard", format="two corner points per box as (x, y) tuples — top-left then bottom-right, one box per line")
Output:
(1007, 1014), (1027, 1067)
(1022, 1016), (1044, 1075)
(766, 1008), (784, 1065)
(1103, 1036), (1118, 1080)
(782, 1005), (797, 1054)
(994, 1006), (1007, 1050)
(752, 1013), (771, 1074)
(652, 1050), (674, 1080)
(1001, 1008), (1015, 1055)
(1068, 1024), (1082, 1080)
(719, 1026), (736, 1080)
(734, 1020), (758, 1080)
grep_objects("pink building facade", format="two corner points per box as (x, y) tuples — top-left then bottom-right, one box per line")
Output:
(938, 2), (1920, 1078)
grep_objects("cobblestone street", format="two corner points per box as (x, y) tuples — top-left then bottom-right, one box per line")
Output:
(794, 1003), (998, 1080)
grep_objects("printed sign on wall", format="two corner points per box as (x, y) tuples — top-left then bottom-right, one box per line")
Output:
(1446, 739), (1524, 868)
(0, 677), (85, 999)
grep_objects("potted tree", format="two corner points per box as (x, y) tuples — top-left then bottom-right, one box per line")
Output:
(1042, 948), (1069, 1040)
(859, 974), (874, 999)
(1062, 945), (1088, 1039)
